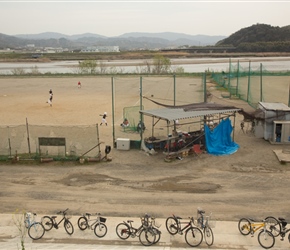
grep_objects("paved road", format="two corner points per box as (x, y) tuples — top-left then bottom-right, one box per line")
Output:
(0, 214), (289, 250)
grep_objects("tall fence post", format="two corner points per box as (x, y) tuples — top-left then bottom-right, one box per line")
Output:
(204, 72), (207, 102)
(111, 77), (115, 147)
(260, 63), (263, 102)
(173, 74), (176, 106)
(247, 61), (251, 103)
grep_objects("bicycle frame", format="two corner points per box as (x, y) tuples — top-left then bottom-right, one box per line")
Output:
(172, 215), (194, 234)
(251, 222), (265, 233)
(83, 213), (102, 228)
(52, 214), (67, 228)
(124, 220), (144, 237)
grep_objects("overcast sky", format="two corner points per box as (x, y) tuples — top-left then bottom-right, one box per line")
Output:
(1, 0), (290, 37)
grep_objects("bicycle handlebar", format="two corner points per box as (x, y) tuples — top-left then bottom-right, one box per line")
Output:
(57, 208), (69, 215)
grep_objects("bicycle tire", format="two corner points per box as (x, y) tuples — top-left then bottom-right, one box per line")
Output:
(165, 216), (178, 235)
(185, 226), (203, 247)
(64, 220), (74, 235)
(77, 216), (88, 230)
(204, 226), (214, 246)
(265, 216), (281, 237)
(152, 227), (161, 244)
(94, 222), (107, 238)
(42, 216), (53, 231)
(28, 222), (45, 240)
(116, 223), (130, 240)
(257, 230), (275, 249)
(238, 218), (252, 235)
(139, 228), (156, 246)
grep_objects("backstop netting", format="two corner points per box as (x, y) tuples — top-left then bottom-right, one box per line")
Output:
(0, 124), (101, 159)
(113, 76), (205, 141)
(211, 61), (290, 108)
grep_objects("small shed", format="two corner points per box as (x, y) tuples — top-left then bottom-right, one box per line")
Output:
(254, 102), (290, 143)
(139, 103), (241, 156)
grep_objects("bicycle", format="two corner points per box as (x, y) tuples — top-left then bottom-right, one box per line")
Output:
(165, 214), (203, 247)
(77, 212), (107, 237)
(24, 212), (45, 240)
(195, 208), (215, 246)
(42, 208), (74, 235)
(266, 216), (290, 242)
(238, 217), (275, 249)
(116, 214), (158, 246)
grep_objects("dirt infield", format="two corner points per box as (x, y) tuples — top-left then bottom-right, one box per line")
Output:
(1, 76), (290, 223)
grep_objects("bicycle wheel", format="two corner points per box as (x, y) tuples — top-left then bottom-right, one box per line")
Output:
(165, 216), (178, 235)
(185, 226), (203, 247)
(77, 216), (88, 230)
(265, 216), (281, 237)
(238, 218), (252, 235)
(258, 230), (275, 249)
(204, 226), (214, 246)
(152, 227), (161, 244)
(28, 222), (45, 240)
(94, 222), (107, 238)
(139, 228), (156, 246)
(64, 220), (74, 235)
(42, 216), (53, 231)
(116, 223), (130, 240)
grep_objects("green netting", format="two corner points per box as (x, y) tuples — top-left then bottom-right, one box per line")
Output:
(113, 75), (205, 140)
(122, 105), (143, 132)
(211, 61), (290, 108)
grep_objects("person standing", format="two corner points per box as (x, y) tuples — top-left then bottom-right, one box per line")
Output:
(78, 81), (81, 88)
(47, 89), (53, 107)
(100, 112), (108, 126)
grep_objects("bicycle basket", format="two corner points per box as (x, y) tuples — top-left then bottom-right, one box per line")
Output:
(206, 215), (216, 228)
(153, 219), (161, 228)
(100, 217), (106, 223)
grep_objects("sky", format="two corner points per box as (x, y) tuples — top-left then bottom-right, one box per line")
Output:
(1, 0), (290, 37)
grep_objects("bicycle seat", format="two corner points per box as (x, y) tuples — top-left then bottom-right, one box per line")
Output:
(198, 209), (205, 214)
(85, 213), (91, 216)
(127, 220), (133, 223)
(51, 216), (57, 219)
(176, 216), (182, 220)
(279, 217), (286, 221)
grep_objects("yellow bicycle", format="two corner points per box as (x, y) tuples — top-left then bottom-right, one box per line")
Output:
(238, 218), (275, 249)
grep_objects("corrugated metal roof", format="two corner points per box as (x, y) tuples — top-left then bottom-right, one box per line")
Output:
(259, 102), (290, 111)
(140, 108), (240, 122)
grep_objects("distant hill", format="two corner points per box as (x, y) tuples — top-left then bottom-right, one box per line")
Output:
(217, 23), (290, 47)
(0, 32), (226, 50)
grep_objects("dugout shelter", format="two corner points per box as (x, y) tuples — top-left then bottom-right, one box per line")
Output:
(139, 102), (241, 156)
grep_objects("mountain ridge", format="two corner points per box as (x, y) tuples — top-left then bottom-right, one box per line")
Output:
(0, 32), (226, 50)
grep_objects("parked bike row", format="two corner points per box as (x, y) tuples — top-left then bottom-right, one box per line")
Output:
(238, 216), (290, 249)
(24, 208), (215, 247)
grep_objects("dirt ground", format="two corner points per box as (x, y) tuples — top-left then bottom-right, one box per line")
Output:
(0, 76), (290, 223)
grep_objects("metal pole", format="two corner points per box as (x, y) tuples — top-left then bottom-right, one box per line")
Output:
(111, 77), (115, 147)
(7, 126), (11, 156)
(228, 58), (231, 92)
(26, 117), (31, 156)
(237, 60), (240, 97)
(288, 84), (290, 107)
(140, 76), (143, 143)
(173, 74), (176, 106)
(203, 71), (207, 102)
(260, 63), (263, 102)
(96, 123), (101, 157)
(247, 61), (251, 103)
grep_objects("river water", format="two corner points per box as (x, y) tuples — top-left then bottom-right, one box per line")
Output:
(0, 56), (289, 74)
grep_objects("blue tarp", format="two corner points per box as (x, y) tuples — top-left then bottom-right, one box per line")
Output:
(205, 118), (239, 155)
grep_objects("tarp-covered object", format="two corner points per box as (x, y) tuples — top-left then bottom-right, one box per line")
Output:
(205, 118), (239, 155)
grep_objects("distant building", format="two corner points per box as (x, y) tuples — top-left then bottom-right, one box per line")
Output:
(81, 46), (119, 53)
